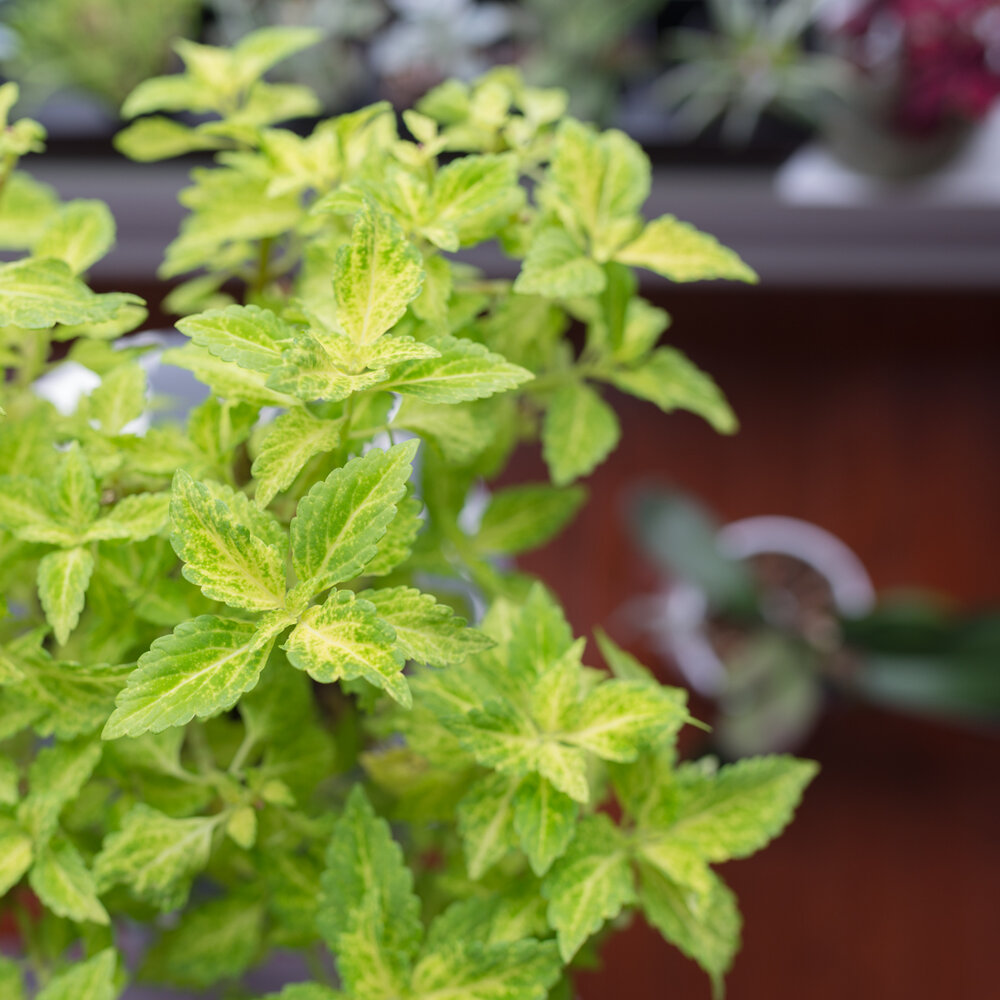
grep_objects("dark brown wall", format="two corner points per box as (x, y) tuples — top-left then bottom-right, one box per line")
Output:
(514, 287), (1000, 1000)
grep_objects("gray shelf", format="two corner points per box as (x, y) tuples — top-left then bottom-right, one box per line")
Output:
(31, 160), (1000, 290)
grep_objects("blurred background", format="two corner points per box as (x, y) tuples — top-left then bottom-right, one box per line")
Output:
(0, 1), (997, 997)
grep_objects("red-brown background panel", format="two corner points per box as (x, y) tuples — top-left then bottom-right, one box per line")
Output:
(513, 287), (1000, 1000)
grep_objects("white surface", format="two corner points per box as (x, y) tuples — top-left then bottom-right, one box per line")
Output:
(775, 105), (1000, 206)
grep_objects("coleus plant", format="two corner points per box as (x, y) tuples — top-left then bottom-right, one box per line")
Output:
(0, 28), (817, 1000)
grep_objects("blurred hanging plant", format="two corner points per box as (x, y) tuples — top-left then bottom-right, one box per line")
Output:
(0, 0), (201, 110)
(518, 0), (663, 122)
(658, 0), (849, 142)
(204, 0), (387, 110)
(369, 0), (515, 107)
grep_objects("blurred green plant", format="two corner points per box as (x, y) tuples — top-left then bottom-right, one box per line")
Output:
(0, 31), (817, 998)
(520, 0), (663, 122)
(205, 0), (386, 110)
(658, 0), (848, 142)
(0, 0), (201, 109)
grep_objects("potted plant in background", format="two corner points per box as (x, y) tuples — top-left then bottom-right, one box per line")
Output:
(628, 489), (1000, 758)
(0, 0), (201, 134)
(0, 28), (816, 999)
(654, 0), (847, 145)
(818, 0), (1000, 178)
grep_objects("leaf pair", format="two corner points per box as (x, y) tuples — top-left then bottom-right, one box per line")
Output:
(315, 787), (562, 1000)
(0, 948), (119, 1000)
(409, 586), (688, 875)
(541, 753), (818, 991)
(0, 741), (109, 927)
(0, 443), (169, 643)
(517, 118), (757, 296)
(116, 26), (323, 161)
(177, 201), (531, 414)
(105, 441), (490, 737)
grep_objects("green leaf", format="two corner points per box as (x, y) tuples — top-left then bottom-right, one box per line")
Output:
(428, 153), (522, 249)
(535, 741), (589, 803)
(451, 700), (538, 777)
(251, 408), (342, 508)
(122, 74), (215, 118)
(512, 773), (578, 876)
(7, 659), (131, 740)
(265, 335), (390, 402)
(104, 616), (279, 738)
(0, 171), (59, 250)
(506, 584), (574, 680)
(360, 586), (494, 665)
(38, 547), (94, 645)
(18, 740), (102, 841)
(456, 772), (520, 879)
(95, 805), (215, 911)
(542, 814), (636, 961)
(335, 202), (424, 347)
(0, 258), (141, 329)
(362, 493), (423, 576)
(566, 680), (689, 762)
(141, 895), (265, 988)
(394, 398), (495, 465)
(615, 215), (758, 284)
(637, 863), (741, 994)
(164, 342), (300, 408)
(29, 837), (110, 925)
(290, 440), (418, 597)
(35, 948), (118, 1000)
(542, 381), (620, 485)
(594, 629), (657, 685)
(411, 253), (452, 324)
(0, 955), (23, 1000)
(411, 938), (561, 1000)
(231, 25), (323, 84)
(0, 476), (64, 542)
(386, 335), (532, 403)
(114, 116), (223, 161)
(0, 757), (18, 805)
(319, 787), (422, 990)
(170, 469), (287, 611)
(476, 484), (585, 556)
(546, 119), (649, 258)
(265, 987), (343, 1000)
(89, 362), (146, 434)
(0, 818), (33, 894)
(606, 347), (737, 434)
(514, 227), (606, 298)
(35, 200), (115, 274)
(90, 493), (170, 542)
(55, 442), (99, 526)
(284, 590), (409, 707)
(177, 304), (296, 375)
(654, 755), (818, 862)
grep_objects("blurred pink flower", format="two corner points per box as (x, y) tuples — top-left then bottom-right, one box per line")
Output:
(836, 0), (1000, 132)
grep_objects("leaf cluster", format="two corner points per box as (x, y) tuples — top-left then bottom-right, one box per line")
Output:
(0, 33), (813, 1000)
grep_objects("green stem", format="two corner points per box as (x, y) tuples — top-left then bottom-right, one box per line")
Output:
(526, 360), (606, 396)
(12, 897), (47, 987)
(228, 729), (258, 776)
(250, 236), (274, 299)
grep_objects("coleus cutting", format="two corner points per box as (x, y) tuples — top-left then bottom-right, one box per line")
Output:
(0, 27), (816, 1000)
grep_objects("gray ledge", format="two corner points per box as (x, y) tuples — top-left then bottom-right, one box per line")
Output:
(30, 159), (1000, 290)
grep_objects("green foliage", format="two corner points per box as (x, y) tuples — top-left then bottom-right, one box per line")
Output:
(0, 37), (815, 1000)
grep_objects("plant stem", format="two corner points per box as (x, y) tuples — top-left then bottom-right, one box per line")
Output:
(251, 236), (274, 299)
